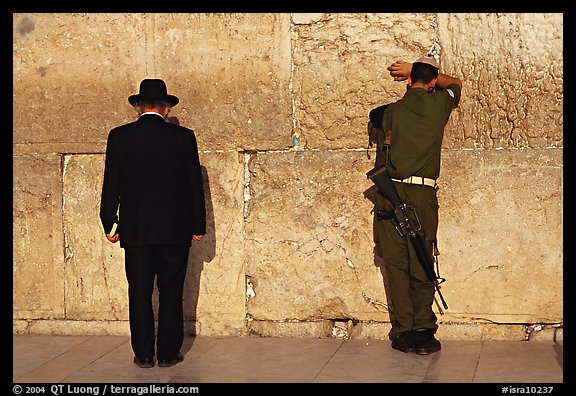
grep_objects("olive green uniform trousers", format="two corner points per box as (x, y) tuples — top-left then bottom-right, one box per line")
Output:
(374, 181), (439, 340)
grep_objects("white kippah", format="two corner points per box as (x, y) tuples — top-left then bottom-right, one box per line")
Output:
(414, 56), (439, 69)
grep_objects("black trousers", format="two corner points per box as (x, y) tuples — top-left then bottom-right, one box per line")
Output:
(124, 244), (190, 361)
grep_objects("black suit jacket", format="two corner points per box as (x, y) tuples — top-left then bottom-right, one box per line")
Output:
(100, 114), (206, 248)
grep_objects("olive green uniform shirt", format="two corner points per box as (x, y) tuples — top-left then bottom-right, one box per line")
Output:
(380, 84), (461, 179)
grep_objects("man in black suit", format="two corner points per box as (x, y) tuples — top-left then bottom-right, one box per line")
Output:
(100, 79), (206, 368)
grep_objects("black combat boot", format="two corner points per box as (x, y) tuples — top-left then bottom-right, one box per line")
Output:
(391, 330), (416, 353)
(414, 328), (441, 355)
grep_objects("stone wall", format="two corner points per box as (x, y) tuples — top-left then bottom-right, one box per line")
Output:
(13, 13), (563, 341)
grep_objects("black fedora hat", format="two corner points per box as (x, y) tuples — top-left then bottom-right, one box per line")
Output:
(128, 79), (179, 107)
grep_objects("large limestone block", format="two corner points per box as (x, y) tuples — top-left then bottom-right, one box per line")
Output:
(248, 319), (334, 338)
(186, 152), (247, 336)
(13, 13), (293, 154)
(62, 155), (127, 321)
(14, 320), (130, 336)
(13, 13), (148, 153)
(436, 323), (527, 341)
(436, 148), (562, 323)
(292, 13), (437, 150)
(437, 13), (563, 148)
(245, 150), (388, 321)
(61, 152), (246, 333)
(13, 155), (65, 319)
(150, 13), (293, 151)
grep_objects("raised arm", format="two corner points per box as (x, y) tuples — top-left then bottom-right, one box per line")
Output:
(387, 60), (462, 89)
(435, 73), (462, 89)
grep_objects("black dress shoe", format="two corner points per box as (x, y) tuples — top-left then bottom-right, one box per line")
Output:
(414, 329), (441, 355)
(391, 330), (416, 353)
(133, 356), (155, 368)
(158, 352), (184, 367)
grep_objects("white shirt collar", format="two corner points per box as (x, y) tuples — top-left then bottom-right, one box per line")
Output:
(140, 111), (165, 119)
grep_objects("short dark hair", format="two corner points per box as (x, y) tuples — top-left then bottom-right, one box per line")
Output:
(410, 62), (439, 84)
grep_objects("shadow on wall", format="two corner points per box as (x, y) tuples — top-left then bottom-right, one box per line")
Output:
(364, 184), (395, 337)
(184, 165), (216, 336)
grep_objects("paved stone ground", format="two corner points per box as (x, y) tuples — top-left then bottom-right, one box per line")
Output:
(13, 335), (563, 386)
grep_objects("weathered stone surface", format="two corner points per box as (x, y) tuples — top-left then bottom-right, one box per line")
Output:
(347, 321), (393, 340)
(347, 321), (528, 341)
(244, 148), (562, 325)
(62, 155), (128, 321)
(292, 13), (437, 149)
(13, 13), (563, 155)
(13, 320), (130, 336)
(12, 13), (563, 339)
(437, 148), (562, 323)
(438, 13), (563, 149)
(13, 13), (148, 150)
(527, 325), (563, 343)
(248, 320), (334, 338)
(436, 323), (527, 341)
(13, 155), (65, 319)
(185, 152), (247, 336)
(245, 150), (389, 321)
(151, 14), (293, 152)
(60, 152), (247, 332)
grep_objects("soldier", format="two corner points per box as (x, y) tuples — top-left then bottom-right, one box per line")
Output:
(373, 57), (462, 354)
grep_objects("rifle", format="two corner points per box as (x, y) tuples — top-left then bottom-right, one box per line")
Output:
(366, 164), (449, 314)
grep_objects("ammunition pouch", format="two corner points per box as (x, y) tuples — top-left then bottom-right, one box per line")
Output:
(377, 204), (422, 238)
